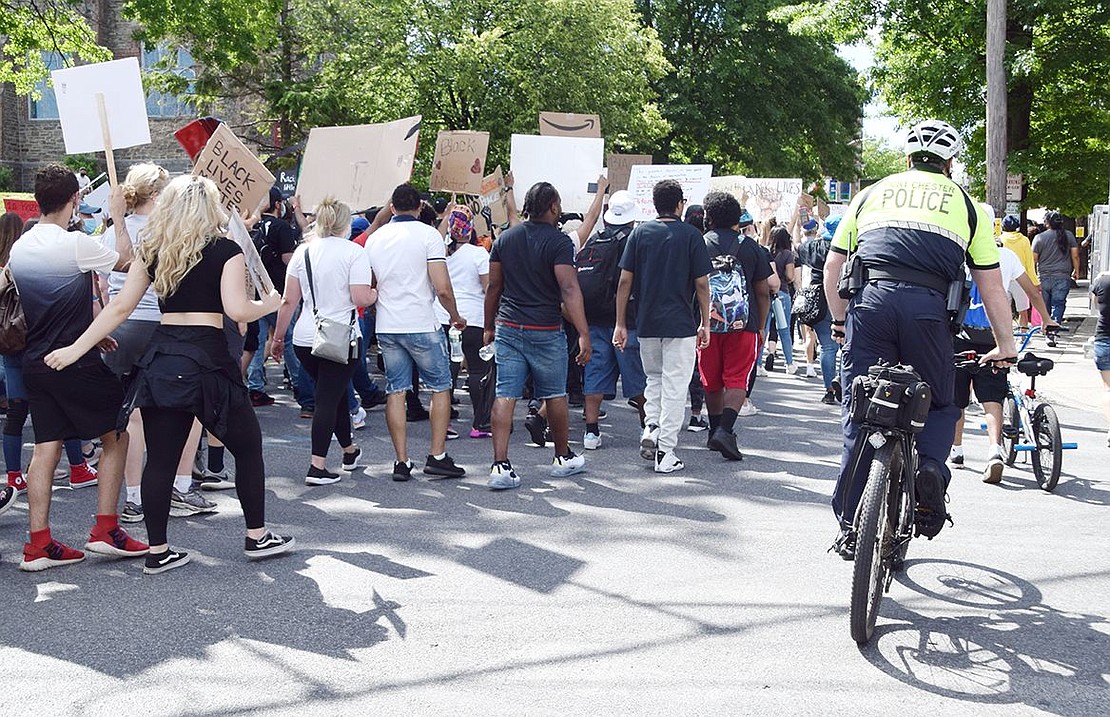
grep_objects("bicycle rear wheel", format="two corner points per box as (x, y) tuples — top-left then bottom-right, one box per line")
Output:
(850, 440), (903, 644)
(1001, 394), (1019, 467)
(1030, 403), (1062, 491)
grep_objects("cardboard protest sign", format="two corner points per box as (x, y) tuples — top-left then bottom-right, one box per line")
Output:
(297, 116), (422, 212)
(539, 112), (601, 138)
(626, 164), (712, 219)
(52, 58), (151, 155)
(429, 131), (489, 195)
(227, 211), (274, 297)
(816, 197), (830, 220)
(710, 177), (804, 225)
(510, 135), (604, 214)
(477, 165), (508, 227)
(193, 123), (275, 214)
(607, 154), (652, 192)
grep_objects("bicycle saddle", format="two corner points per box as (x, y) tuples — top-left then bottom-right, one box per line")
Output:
(1017, 352), (1054, 376)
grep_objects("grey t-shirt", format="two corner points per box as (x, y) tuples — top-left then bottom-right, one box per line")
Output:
(1031, 229), (1076, 278)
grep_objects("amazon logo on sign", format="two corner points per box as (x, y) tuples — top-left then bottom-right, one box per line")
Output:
(539, 112), (602, 138)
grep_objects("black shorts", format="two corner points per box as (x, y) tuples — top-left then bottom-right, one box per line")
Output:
(244, 321), (260, 353)
(953, 340), (1009, 409)
(24, 361), (124, 443)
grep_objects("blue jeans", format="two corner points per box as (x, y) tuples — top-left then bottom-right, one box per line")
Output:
(583, 325), (647, 398)
(247, 311), (278, 392)
(812, 316), (840, 389)
(762, 291), (794, 365)
(494, 324), (568, 400)
(1039, 275), (1070, 324)
(378, 332), (453, 394)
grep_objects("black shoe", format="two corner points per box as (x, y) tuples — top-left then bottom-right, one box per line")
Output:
(830, 529), (856, 561)
(305, 465), (341, 486)
(406, 406), (430, 422)
(820, 389), (838, 405)
(831, 378), (843, 403)
(450, 406), (460, 420)
(914, 461), (948, 539)
(764, 353), (775, 372)
(707, 428), (744, 461)
(143, 548), (191, 574)
(342, 447), (362, 471)
(249, 390), (275, 407)
(392, 460), (414, 481)
(244, 530), (295, 559)
(424, 454), (466, 478)
(0, 485), (15, 516)
(361, 391), (387, 409)
(950, 453), (964, 467)
(524, 413), (549, 446)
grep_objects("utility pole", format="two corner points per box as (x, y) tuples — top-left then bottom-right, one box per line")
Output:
(986, 0), (1007, 214)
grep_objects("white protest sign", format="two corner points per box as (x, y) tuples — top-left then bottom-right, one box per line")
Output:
(429, 130), (490, 195)
(297, 116), (422, 212)
(52, 58), (151, 155)
(227, 211), (274, 297)
(193, 123), (275, 214)
(510, 134), (604, 214)
(709, 176), (804, 224)
(627, 164), (712, 219)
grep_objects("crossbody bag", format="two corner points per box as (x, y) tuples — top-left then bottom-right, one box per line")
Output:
(303, 250), (357, 363)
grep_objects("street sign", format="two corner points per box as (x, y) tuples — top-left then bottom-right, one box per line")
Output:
(1005, 201), (1021, 216)
(1006, 174), (1023, 202)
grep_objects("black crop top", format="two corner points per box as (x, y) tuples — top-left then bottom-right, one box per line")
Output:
(147, 237), (244, 314)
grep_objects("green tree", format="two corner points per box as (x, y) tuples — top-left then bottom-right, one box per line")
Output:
(777, 0), (1110, 215)
(0, 0), (111, 94)
(636, 0), (866, 182)
(861, 136), (904, 180)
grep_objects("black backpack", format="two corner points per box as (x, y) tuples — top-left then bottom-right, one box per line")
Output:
(576, 224), (633, 325)
(250, 217), (280, 269)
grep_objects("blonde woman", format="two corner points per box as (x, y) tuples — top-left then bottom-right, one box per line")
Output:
(45, 175), (293, 574)
(273, 197), (375, 485)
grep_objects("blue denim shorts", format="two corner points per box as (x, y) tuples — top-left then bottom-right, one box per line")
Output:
(494, 323), (568, 400)
(1094, 337), (1110, 372)
(583, 324), (647, 399)
(378, 331), (453, 394)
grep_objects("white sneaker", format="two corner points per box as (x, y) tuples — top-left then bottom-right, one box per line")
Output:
(805, 366), (818, 378)
(983, 453), (1004, 484)
(757, 365), (768, 377)
(640, 424), (660, 460)
(738, 401), (759, 417)
(785, 363), (798, 375)
(551, 451), (586, 477)
(583, 431), (601, 450)
(654, 450), (684, 473)
(488, 461), (521, 490)
(350, 407), (367, 430)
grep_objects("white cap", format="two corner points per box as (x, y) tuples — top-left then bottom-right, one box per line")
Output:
(603, 190), (642, 225)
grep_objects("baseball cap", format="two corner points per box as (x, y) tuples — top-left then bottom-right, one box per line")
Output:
(802, 219), (818, 232)
(603, 190), (642, 225)
(78, 202), (101, 215)
(349, 216), (369, 239)
(738, 211), (754, 228)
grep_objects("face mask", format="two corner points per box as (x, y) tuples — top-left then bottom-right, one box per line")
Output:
(83, 219), (99, 234)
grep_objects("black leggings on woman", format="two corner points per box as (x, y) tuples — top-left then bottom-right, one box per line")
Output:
(140, 403), (266, 545)
(444, 325), (492, 429)
(294, 345), (356, 458)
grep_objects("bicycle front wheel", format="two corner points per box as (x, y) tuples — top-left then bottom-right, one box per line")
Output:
(1001, 394), (1019, 467)
(850, 439), (904, 644)
(1030, 403), (1062, 491)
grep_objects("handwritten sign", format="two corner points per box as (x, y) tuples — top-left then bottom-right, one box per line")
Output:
(478, 165), (508, 227)
(193, 123), (275, 213)
(607, 154), (652, 192)
(429, 130), (489, 195)
(297, 116), (422, 212)
(710, 176), (804, 224)
(626, 164), (712, 219)
(510, 134), (604, 214)
(52, 58), (151, 154)
(539, 112), (601, 138)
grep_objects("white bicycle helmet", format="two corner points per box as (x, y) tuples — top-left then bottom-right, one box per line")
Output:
(903, 120), (964, 160)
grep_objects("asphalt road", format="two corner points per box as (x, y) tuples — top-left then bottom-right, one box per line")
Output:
(1, 341), (1107, 716)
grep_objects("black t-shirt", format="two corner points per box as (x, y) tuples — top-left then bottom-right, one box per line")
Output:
(705, 229), (774, 335)
(490, 221), (575, 327)
(1092, 272), (1110, 338)
(255, 215), (298, 292)
(148, 238), (244, 314)
(619, 219), (713, 338)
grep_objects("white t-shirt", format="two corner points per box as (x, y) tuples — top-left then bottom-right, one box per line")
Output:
(997, 246), (1032, 311)
(434, 243), (489, 327)
(287, 236), (372, 347)
(100, 213), (160, 322)
(365, 217), (446, 333)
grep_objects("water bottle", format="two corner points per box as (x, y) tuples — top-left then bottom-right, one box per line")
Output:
(448, 328), (463, 363)
(478, 343), (495, 362)
(771, 294), (788, 331)
(1084, 337), (1095, 360)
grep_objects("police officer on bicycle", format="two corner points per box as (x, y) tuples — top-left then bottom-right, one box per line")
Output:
(823, 120), (1018, 559)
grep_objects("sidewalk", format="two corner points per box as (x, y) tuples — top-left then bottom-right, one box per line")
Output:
(1027, 280), (1104, 418)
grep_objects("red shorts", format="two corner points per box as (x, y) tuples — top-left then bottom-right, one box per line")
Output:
(698, 331), (760, 392)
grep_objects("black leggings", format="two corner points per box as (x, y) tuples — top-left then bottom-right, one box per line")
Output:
(295, 345), (356, 457)
(444, 325), (492, 429)
(140, 403), (266, 545)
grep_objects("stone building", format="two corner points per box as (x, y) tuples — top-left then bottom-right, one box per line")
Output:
(0, 0), (200, 191)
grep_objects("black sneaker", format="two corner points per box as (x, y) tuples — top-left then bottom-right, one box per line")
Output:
(406, 405), (430, 422)
(361, 391), (388, 409)
(341, 448), (362, 472)
(450, 406), (460, 420)
(305, 465), (341, 486)
(392, 460), (414, 481)
(0, 485), (15, 517)
(820, 389), (838, 405)
(524, 413), (549, 447)
(244, 531), (295, 559)
(249, 390), (275, 407)
(950, 453), (965, 467)
(424, 454), (466, 478)
(764, 353), (775, 372)
(143, 548), (191, 574)
(687, 415), (709, 432)
(830, 529), (856, 561)
(707, 428), (744, 461)
(831, 378), (843, 403)
(914, 461), (948, 539)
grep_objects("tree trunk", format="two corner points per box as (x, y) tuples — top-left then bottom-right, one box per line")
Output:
(985, 0), (1007, 214)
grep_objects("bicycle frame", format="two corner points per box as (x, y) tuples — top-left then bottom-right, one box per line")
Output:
(851, 425), (918, 576)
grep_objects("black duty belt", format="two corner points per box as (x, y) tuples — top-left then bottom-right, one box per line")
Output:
(866, 266), (950, 295)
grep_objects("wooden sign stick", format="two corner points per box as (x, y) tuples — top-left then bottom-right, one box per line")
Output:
(95, 93), (118, 188)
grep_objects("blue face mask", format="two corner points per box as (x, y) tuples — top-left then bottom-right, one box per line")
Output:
(83, 219), (99, 234)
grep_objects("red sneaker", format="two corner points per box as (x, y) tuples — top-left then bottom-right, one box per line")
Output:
(20, 539), (86, 571)
(7, 470), (26, 495)
(85, 525), (149, 558)
(69, 462), (98, 489)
